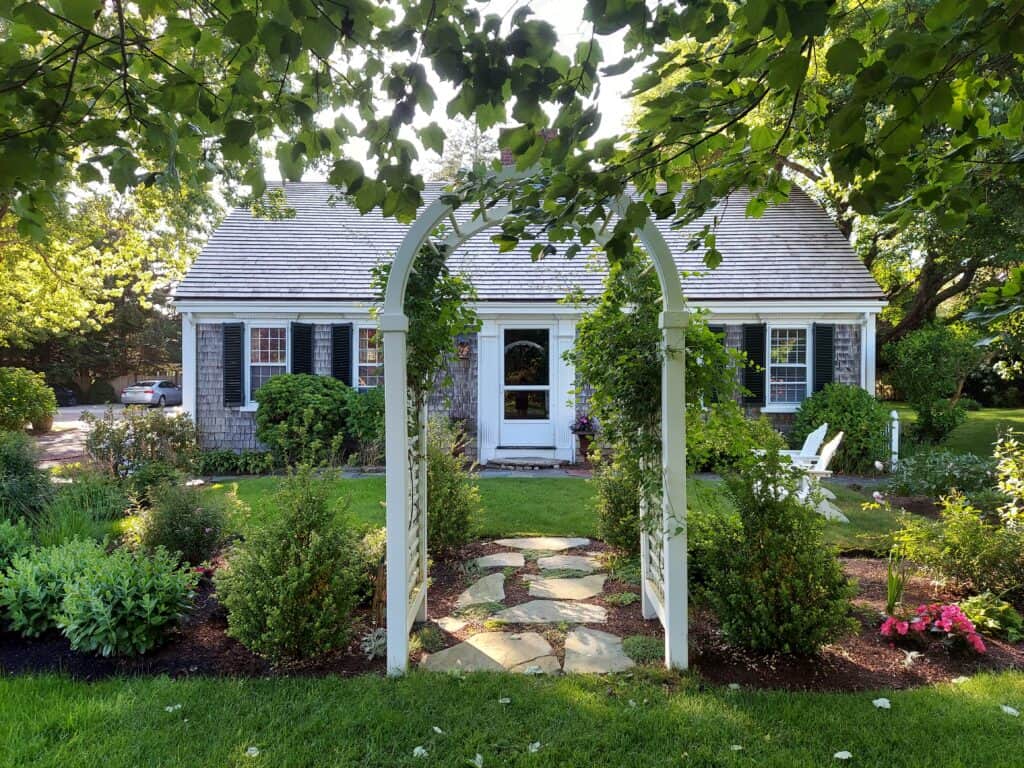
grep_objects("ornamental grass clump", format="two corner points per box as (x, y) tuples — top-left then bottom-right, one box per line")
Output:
(215, 467), (367, 661)
(704, 451), (856, 655)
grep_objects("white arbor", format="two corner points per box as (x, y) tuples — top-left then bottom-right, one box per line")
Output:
(381, 189), (689, 675)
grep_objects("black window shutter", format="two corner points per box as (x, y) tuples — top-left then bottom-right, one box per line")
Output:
(290, 322), (314, 375)
(222, 322), (244, 407)
(742, 323), (766, 406)
(331, 324), (353, 386)
(813, 323), (835, 393)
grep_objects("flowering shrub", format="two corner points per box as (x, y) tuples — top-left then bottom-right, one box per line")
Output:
(881, 603), (986, 654)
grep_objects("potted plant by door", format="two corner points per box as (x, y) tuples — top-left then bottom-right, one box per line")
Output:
(571, 414), (598, 462)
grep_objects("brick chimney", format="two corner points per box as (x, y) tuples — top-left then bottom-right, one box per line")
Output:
(500, 128), (558, 166)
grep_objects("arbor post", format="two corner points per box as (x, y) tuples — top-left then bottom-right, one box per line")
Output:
(660, 309), (688, 670)
(382, 311), (411, 676)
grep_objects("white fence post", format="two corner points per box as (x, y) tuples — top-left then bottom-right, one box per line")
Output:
(889, 409), (900, 469)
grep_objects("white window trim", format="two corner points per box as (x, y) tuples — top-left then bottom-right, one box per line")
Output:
(355, 323), (384, 391)
(763, 323), (813, 413)
(240, 322), (290, 411)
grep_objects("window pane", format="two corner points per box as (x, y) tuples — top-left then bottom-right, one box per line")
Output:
(770, 328), (806, 365)
(250, 364), (285, 399)
(359, 366), (384, 389)
(250, 327), (286, 364)
(770, 366), (806, 403)
(504, 390), (549, 420)
(358, 328), (383, 388)
(504, 329), (549, 386)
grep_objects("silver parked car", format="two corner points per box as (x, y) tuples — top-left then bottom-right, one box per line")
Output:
(120, 380), (182, 407)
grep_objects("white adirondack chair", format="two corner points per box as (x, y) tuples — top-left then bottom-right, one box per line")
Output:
(796, 431), (848, 521)
(780, 422), (828, 467)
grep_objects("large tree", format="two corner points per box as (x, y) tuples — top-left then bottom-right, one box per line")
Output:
(1, 0), (1021, 273)
(0, 185), (213, 348)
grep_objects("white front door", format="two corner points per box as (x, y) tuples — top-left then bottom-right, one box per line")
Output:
(499, 326), (556, 448)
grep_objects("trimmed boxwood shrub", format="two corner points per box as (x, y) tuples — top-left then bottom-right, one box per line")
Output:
(253, 374), (354, 466)
(426, 417), (480, 557)
(196, 449), (275, 476)
(704, 452), (856, 654)
(791, 383), (889, 474)
(593, 454), (642, 554)
(0, 430), (52, 519)
(215, 468), (367, 661)
(0, 367), (56, 432)
(58, 546), (196, 656)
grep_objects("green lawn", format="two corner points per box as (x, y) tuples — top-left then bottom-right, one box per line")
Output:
(207, 474), (895, 553)
(209, 475), (598, 538)
(892, 403), (1024, 457)
(1, 671), (1021, 767)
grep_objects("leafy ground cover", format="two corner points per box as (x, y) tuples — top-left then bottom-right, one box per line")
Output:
(1, 672), (1021, 768)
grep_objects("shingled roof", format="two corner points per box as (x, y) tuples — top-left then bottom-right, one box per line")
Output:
(175, 181), (884, 303)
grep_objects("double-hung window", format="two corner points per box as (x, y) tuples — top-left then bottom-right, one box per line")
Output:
(767, 327), (809, 405)
(357, 327), (383, 389)
(249, 326), (288, 401)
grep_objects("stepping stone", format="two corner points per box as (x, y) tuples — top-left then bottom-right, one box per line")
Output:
(537, 554), (601, 573)
(455, 573), (505, 609)
(435, 616), (468, 634)
(473, 552), (525, 569)
(493, 536), (590, 551)
(529, 574), (606, 600)
(492, 600), (607, 625)
(563, 628), (635, 674)
(420, 632), (559, 674)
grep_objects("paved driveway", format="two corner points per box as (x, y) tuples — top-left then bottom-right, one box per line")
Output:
(35, 404), (184, 468)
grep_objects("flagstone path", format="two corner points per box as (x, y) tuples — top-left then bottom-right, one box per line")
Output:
(421, 537), (644, 675)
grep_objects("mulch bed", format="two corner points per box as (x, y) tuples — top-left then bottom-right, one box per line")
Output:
(1, 542), (1020, 690)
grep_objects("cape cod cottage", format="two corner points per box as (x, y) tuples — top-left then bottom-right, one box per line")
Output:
(174, 182), (885, 464)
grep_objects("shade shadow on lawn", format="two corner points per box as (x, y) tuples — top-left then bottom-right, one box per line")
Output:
(1, 672), (1021, 767)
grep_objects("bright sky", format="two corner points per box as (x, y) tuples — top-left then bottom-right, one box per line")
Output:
(265, 0), (635, 181)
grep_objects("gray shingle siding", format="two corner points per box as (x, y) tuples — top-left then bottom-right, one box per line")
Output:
(426, 334), (479, 460)
(196, 324), (262, 452)
(175, 182), (884, 304)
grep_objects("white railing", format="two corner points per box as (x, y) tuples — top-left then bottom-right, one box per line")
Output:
(883, 409), (901, 469)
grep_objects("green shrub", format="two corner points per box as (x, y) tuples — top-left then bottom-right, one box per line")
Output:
(885, 323), (983, 443)
(960, 396), (982, 412)
(346, 387), (385, 466)
(426, 417), (480, 557)
(86, 380), (117, 405)
(253, 374), (354, 466)
(132, 484), (230, 566)
(686, 489), (741, 594)
(196, 449), (275, 476)
(0, 540), (105, 637)
(895, 493), (1024, 595)
(58, 546), (196, 656)
(791, 384), (889, 474)
(0, 519), (32, 570)
(622, 635), (663, 664)
(0, 367), (56, 432)
(886, 449), (995, 497)
(705, 452), (856, 654)
(128, 460), (181, 506)
(84, 407), (198, 479)
(0, 430), (51, 519)
(593, 453), (642, 554)
(958, 592), (1023, 643)
(215, 468), (366, 661)
(687, 401), (784, 473)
